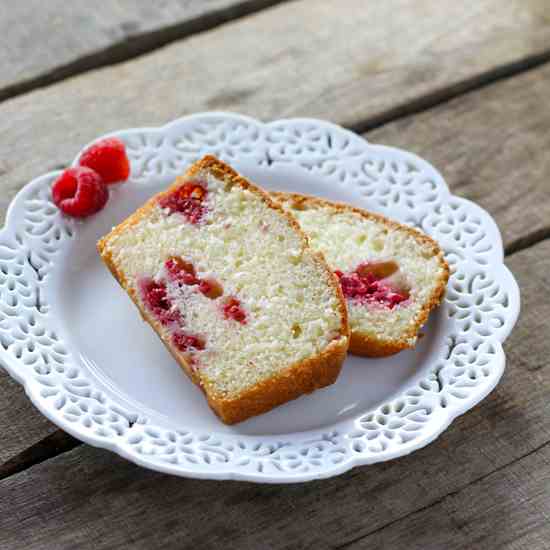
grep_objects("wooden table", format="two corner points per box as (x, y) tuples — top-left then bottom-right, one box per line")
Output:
(1, 2), (549, 548)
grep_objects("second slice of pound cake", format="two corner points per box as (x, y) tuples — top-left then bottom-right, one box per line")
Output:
(273, 193), (449, 357)
(98, 156), (349, 424)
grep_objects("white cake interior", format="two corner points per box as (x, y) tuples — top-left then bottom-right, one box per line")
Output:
(278, 199), (446, 347)
(102, 171), (345, 398)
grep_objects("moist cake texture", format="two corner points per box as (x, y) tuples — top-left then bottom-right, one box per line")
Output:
(98, 157), (349, 423)
(274, 193), (449, 357)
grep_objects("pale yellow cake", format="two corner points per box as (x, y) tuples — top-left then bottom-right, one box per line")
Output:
(273, 193), (449, 357)
(98, 157), (349, 424)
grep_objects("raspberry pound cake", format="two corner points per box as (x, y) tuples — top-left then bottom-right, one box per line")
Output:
(98, 157), (349, 424)
(273, 193), (449, 357)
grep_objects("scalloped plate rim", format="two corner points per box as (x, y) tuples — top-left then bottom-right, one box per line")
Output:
(0, 112), (520, 483)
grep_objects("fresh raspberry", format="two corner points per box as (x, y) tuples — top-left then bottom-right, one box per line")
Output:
(51, 167), (108, 218)
(223, 297), (247, 324)
(159, 181), (208, 224)
(79, 137), (130, 184)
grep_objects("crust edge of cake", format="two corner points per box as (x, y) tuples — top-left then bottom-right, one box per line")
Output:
(97, 155), (350, 424)
(205, 336), (348, 424)
(272, 191), (450, 358)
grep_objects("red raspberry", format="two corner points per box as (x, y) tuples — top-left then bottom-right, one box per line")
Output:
(336, 266), (409, 308)
(159, 182), (208, 224)
(51, 167), (108, 218)
(165, 257), (199, 286)
(79, 137), (130, 184)
(172, 331), (205, 352)
(138, 277), (180, 326)
(223, 297), (247, 324)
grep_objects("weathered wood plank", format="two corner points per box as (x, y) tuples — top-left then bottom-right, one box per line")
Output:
(0, 0), (290, 100)
(0, 429), (79, 481)
(0, 372), (57, 465)
(0, 240), (546, 550)
(2, 0), (550, 224)
(347, 444), (550, 550)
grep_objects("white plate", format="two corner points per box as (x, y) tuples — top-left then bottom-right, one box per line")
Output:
(0, 113), (520, 483)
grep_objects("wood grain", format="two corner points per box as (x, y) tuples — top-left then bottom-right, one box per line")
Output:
(0, 240), (546, 550)
(343, 444), (550, 550)
(0, 0), (290, 100)
(0, 372), (57, 465)
(2, 0), (550, 224)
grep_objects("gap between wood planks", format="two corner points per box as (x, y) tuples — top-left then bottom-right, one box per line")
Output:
(348, 48), (550, 135)
(333, 438), (550, 549)
(0, 0), (295, 103)
(0, 430), (80, 481)
(1, 0), (550, 116)
(505, 226), (550, 256)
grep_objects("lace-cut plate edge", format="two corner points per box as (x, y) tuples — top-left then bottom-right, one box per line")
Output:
(0, 113), (520, 483)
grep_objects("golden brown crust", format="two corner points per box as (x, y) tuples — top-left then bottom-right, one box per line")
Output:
(271, 191), (450, 358)
(97, 246), (203, 387)
(204, 337), (348, 424)
(98, 156), (349, 424)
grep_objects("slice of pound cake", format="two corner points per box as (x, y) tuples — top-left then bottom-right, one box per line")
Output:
(273, 193), (449, 357)
(98, 156), (349, 424)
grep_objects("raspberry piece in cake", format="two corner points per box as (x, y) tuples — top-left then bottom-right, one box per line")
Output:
(165, 257), (199, 286)
(199, 279), (223, 299)
(165, 257), (224, 299)
(222, 297), (247, 324)
(159, 181), (208, 224)
(138, 278), (180, 326)
(273, 192), (449, 357)
(335, 265), (409, 308)
(172, 331), (205, 352)
(98, 156), (349, 424)
(356, 260), (399, 280)
(52, 167), (108, 218)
